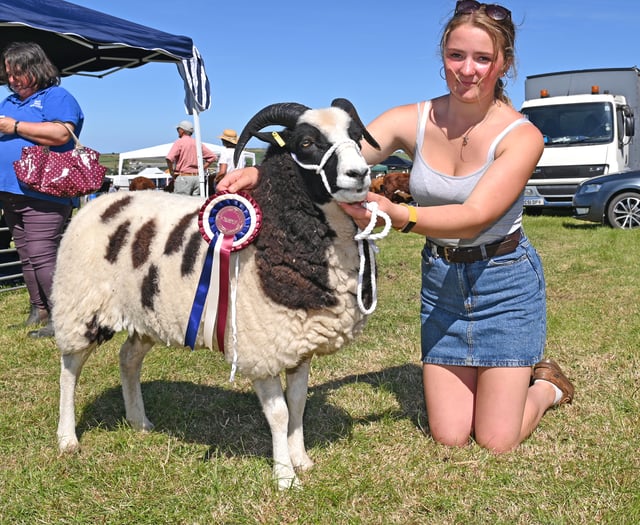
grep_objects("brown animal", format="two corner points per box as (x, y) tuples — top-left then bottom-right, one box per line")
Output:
(370, 172), (412, 204)
(382, 172), (412, 203)
(369, 176), (385, 195)
(128, 176), (156, 191)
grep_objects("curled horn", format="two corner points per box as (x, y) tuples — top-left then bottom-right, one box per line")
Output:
(234, 102), (310, 165)
(331, 98), (381, 151)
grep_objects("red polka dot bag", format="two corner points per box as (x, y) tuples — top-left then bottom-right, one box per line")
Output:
(13, 122), (107, 198)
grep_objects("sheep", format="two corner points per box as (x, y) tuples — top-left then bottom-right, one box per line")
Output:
(370, 171), (413, 204)
(55, 98), (381, 490)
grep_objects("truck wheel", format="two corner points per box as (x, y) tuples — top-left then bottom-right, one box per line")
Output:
(606, 192), (640, 229)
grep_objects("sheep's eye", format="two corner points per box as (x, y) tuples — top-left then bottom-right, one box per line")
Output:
(301, 138), (312, 148)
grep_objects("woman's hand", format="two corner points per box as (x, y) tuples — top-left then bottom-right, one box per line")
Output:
(216, 166), (260, 193)
(338, 192), (411, 231)
(0, 116), (18, 136)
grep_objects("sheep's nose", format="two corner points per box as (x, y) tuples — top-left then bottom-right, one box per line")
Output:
(345, 168), (368, 180)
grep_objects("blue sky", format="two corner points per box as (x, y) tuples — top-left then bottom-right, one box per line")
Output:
(36, 0), (640, 153)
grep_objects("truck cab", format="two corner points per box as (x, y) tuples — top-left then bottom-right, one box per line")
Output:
(519, 68), (639, 212)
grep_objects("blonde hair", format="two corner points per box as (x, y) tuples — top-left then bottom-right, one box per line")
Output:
(439, 7), (516, 105)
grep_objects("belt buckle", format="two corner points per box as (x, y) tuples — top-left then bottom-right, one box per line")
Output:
(443, 246), (454, 262)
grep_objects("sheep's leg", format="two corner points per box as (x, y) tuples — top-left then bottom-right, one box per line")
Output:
(119, 334), (155, 432)
(285, 357), (314, 471)
(58, 348), (93, 453)
(253, 375), (299, 490)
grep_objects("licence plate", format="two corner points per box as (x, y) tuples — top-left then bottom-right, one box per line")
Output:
(524, 198), (544, 206)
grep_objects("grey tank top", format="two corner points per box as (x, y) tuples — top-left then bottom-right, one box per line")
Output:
(409, 101), (530, 247)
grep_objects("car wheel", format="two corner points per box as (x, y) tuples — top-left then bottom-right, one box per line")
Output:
(606, 192), (640, 229)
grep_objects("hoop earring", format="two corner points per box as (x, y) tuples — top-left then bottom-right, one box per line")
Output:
(439, 66), (446, 80)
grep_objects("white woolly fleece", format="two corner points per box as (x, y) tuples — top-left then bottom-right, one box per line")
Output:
(52, 191), (367, 380)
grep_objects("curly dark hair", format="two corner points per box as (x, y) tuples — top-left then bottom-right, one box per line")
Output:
(0, 41), (60, 92)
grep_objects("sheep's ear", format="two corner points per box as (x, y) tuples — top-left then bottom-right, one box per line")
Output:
(331, 98), (380, 150)
(360, 129), (381, 151)
(254, 131), (282, 147)
(254, 130), (292, 149)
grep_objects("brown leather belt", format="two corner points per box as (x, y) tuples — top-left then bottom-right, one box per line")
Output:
(428, 229), (522, 263)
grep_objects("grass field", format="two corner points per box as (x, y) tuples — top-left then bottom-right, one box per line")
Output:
(0, 212), (638, 524)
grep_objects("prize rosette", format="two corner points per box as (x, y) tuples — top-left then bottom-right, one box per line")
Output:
(185, 191), (262, 351)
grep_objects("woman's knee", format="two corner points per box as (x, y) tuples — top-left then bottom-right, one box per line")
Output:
(429, 425), (472, 448)
(474, 430), (519, 454)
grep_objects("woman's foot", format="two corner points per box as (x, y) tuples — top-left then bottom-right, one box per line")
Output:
(11, 305), (48, 328)
(533, 359), (574, 405)
(28, 320), (54, 339)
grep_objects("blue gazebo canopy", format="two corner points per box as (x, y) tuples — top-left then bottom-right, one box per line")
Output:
(0, 0), (210, 112)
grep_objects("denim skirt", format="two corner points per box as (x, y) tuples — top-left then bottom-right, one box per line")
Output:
(420, 233), (546, 367)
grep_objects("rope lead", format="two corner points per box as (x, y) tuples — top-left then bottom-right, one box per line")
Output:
(354, 201), (391, 315)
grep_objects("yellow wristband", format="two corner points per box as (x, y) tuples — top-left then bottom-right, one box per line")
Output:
(395, 203), (417, 233)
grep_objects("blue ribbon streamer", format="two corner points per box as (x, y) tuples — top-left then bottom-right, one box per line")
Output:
(184, 240), (217, 350)
(184, 194), (259, 351)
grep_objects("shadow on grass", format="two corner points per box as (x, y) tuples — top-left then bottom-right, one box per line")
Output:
(562, 222), (602, 230)
(75, 363), (424, 462)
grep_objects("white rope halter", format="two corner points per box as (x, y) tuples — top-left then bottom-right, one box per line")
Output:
(291, 143), (391, 315)
(291, 139), (364, 195)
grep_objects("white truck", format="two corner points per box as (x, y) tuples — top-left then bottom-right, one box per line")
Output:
(519, 67), (639, 211)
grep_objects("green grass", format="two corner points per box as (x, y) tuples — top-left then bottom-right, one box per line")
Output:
(99, 153), (119, 174)
(1, 212), (639, 524)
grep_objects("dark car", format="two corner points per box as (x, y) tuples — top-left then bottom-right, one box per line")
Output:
(573, 170), (640, 229)
(380, 155), (412, 171)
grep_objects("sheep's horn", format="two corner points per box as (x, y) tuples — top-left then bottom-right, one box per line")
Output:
(234, 102), (310, 165)
(331, 98), (381, 151)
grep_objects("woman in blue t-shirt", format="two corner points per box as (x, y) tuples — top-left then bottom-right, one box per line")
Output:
(0, 42), (84, 338)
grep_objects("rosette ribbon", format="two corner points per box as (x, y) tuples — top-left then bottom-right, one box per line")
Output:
(184, 191), (261, 352)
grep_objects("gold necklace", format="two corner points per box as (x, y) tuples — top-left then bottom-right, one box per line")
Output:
(461, 109), (492, 148)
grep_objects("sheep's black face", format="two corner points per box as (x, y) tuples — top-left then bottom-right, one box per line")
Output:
(296, 107), (371, 204)
(288, 124), (338, 203)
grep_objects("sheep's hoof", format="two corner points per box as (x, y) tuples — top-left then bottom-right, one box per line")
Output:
(127, 418), (155, 432)
(293, 455), (314, 472)
(58, 436), (80, 455)
(276, 474), (301, 491)
(140, 420), (155, 432)
(274, 464), (301, 491)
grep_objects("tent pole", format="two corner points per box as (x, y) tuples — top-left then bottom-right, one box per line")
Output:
(192, 109), (207, 197)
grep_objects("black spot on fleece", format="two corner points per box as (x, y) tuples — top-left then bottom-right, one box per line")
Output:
(84, 314), (115, 345)
(252, 153), (338, 310)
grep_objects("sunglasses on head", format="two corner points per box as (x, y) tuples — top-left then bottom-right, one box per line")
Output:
(455, 1), (511, 21)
